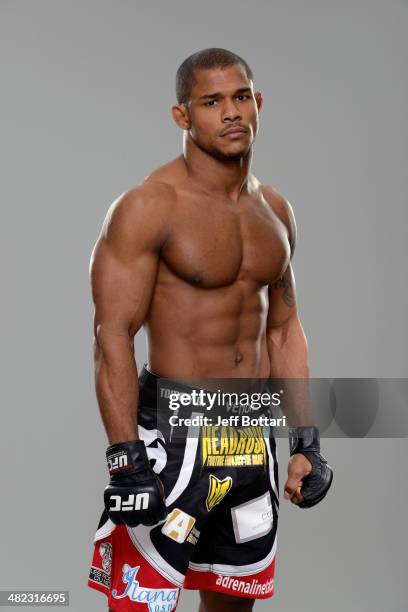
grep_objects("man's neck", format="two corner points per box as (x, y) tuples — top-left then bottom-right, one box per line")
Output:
(182, 134), (252, 201)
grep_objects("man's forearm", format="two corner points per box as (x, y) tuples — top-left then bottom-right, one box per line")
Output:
(94, 327), (140, 444)
(267, 314), (314, 426)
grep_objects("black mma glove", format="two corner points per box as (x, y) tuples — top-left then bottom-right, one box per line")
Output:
(288, 426), (333, 509)
(104, 440), (167, 527)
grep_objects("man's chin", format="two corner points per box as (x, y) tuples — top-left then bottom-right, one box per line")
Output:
(213, 144), (251, 161)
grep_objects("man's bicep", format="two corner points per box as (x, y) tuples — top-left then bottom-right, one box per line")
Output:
(267, 264), (298, 330)
(90, 187), (168, 339)
(91, 239), (159, 339)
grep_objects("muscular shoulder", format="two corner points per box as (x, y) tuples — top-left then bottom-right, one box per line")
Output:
(100, 182), (176, 255)
(143, 156), (186, 188)
(260, 184), (297, 254)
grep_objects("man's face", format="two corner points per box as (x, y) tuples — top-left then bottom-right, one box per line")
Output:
(185, 64), (262, 160)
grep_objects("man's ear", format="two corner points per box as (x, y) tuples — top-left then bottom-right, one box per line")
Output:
(254, 91), (263, 112)
(171, 104), (190, 130)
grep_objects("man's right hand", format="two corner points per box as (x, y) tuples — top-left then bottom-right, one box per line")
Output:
(104, 440), (167, 527)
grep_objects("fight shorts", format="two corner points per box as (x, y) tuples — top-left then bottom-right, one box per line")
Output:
(88, 366), (279, 610)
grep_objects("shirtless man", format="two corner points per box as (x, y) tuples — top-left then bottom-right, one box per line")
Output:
(88, 48), (333, 612)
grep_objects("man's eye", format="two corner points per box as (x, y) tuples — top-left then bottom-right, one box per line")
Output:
(205, 100), (217, 106)
(236, 95), (249, 101)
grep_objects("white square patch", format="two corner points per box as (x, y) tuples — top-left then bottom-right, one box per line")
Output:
(231, 492), (274, 544)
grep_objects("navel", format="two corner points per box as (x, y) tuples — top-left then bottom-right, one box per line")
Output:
(234, 350), (244, 366)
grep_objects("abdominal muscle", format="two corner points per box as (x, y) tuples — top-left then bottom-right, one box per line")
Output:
(144, 278), (271, 379)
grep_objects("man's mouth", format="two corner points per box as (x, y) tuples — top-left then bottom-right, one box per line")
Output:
(220, 126), (248, 139)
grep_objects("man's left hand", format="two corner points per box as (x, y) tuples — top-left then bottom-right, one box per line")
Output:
(284, 454), (312, 505)
(285, 426), (334, 508)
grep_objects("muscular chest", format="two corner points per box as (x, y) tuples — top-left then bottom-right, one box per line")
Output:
(161, 194), (290, 288)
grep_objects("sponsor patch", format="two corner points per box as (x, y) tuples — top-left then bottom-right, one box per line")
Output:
(112, 564), (179, 610)
(99, 542), (112, 573)
(89, 566), (110, 589)
(206, 475), (232, 511)
(215, 574), (274, 596)
(161, 509), (196, 544)
(231, 492), (274, 543)
(201, 425), (267, 468)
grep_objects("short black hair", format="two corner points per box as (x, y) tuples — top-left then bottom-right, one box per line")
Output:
(176, 48), (253, 105)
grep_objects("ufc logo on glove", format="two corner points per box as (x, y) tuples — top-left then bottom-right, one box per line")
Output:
(107, 453), (129, 473)
(109, 493), (150, 512)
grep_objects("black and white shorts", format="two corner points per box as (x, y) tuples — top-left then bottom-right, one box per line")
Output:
(89, 365), (279, 610)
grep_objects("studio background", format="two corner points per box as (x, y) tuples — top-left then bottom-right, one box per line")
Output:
(1, 1), (407, 611)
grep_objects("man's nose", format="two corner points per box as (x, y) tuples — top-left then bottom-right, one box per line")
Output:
(221, 100), (242, 122)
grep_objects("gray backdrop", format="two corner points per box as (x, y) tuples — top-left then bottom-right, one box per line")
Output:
(1, 1), (407, 610)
